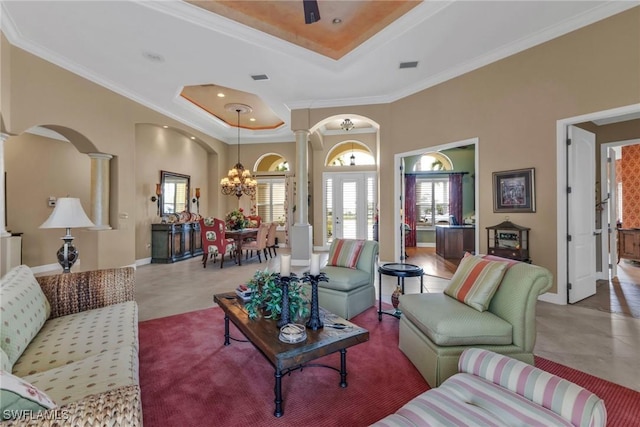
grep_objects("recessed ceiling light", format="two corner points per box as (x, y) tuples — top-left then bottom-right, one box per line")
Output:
(190, 136), (196, 140)
(217, 93), (225, 98)
(162, 125), (168, 129)
(332, 18), (342, 24)
(249, 118), (256, 122)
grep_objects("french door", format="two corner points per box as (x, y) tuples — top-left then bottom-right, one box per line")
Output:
(323, 172), (376, 246)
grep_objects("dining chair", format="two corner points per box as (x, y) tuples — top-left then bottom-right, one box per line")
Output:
(266, 221), (278, 258)
(199, 217), (236, 268)
(240, 222), (270, 263)
(247, 215), (262, 228)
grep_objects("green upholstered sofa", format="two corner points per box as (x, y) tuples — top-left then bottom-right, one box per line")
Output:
(0, 265), (141, 426)
(311, 240), (379, 320)
(397, 260), (552, 387)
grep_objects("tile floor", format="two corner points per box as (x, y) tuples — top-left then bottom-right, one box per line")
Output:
(135, 247), (640, 392)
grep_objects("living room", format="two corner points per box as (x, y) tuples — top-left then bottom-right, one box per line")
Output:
(1, 1), (639, 425)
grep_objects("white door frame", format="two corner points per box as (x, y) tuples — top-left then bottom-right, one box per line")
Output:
(321, 171), (377, 250)
(393, 137), (479, 264)
(599, 139), (640, 280)
(551, 103), (640, 305)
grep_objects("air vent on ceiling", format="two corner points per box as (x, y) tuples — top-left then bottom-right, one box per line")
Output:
(399, 61), (419, 69)
(200, 84), (216, 87)
(251, 74), (270, 81)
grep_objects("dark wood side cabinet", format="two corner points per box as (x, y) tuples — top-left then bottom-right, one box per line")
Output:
(435, 225), (475, 259)
(486, 220), (530, 262)
(151, 222), (203, 263)
(618, 228), (640, 262)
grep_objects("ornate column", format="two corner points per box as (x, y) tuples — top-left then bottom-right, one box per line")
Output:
(88, 153), (113, 230)
(295, 129), (309, 225)
(290, 129), (312, 265)
(0, 133), (10, 237)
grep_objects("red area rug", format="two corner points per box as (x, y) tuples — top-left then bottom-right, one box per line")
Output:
(139, 306), (639, 426)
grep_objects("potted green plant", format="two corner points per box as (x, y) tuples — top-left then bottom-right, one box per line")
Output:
(244, 269), (309, 322)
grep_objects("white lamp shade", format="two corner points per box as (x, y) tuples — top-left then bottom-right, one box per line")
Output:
(40, 198), (95, 229)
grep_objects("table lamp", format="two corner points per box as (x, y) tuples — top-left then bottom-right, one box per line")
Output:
(40, 197), (95, 273)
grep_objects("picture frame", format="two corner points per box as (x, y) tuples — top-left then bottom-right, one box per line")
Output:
(493, 168), (536, 213)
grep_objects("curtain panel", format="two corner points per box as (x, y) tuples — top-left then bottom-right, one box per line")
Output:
(449, 173), (464, 225)
(404, 174), (417, 247)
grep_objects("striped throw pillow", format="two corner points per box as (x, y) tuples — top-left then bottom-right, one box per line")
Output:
(327, 239), (365, 269)
(444, 253), (509, 311)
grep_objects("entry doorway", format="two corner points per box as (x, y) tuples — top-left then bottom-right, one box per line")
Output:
(553, 103), (640, 306)
(322, 172), (377, 246)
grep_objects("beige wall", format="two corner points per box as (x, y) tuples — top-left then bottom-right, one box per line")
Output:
(297, 7), (640, 293)
(135, 124), (211, 260)
(5, 133), (91, 266)
(1, 37), (230, 270)
(1, 7), (639, 289)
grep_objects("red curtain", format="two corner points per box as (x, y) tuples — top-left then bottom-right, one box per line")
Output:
(449, 173), (463, 225)
(404, 175), (417, 247)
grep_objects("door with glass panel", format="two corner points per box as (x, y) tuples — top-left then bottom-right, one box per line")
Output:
(323, 172), (376, 246)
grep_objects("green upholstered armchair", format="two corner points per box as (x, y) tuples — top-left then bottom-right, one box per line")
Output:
(398, 260), (552, 387)
(311, 239), (379, 320)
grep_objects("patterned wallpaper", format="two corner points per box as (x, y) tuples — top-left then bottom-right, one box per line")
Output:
(621, 145), (640, 228)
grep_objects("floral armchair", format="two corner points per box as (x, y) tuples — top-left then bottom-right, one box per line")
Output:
(199, 217), (236, 268)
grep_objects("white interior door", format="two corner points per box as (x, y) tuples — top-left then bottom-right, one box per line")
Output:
(608, 147), (618, 278)
(400, 158), (406, 261)
(568, 125), (597, 303)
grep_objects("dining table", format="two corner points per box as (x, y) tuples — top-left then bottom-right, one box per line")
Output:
(225, 228), (259, 266)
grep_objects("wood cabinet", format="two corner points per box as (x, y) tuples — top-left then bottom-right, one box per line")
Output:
(618, 228), (640, 262)
(151, 222), (203, 263)
(486, 220), (530, 262)
(435, 225), (475, 259)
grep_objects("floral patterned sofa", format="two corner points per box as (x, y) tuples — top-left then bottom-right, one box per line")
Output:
(0, 265), (141, 426)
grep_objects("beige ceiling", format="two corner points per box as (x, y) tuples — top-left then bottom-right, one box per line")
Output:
(181, 0), (420, 131)
(181, 84), (285, 130)
(187, 0), (421, 60)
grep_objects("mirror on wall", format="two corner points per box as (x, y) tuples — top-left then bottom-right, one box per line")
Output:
(160, 170), (190, 215)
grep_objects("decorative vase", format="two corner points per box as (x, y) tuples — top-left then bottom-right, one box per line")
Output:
(391, 284), (402, 314)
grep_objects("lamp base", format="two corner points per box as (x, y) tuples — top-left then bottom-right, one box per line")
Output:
(56, 238), (78, 273)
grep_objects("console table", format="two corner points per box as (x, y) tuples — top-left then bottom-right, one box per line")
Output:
(151, 222), (202, 263)
(618, 228), (640, 263)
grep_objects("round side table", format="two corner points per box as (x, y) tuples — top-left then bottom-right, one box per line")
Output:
(378, 263), (424, 321)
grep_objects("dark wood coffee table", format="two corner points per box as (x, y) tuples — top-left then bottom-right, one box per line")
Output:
(213, 292), (369, 417)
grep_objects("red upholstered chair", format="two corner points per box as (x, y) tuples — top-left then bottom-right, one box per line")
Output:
(240, 222), (270, 263)
(247, 215), (262, 228)
(266, 221), (278, 258)
(199, 217), (236, 268)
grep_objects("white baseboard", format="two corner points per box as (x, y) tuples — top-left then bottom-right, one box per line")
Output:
(538, 292), (566, 305)
(416, 243), (435, 248)
(136, 258), (152, 267)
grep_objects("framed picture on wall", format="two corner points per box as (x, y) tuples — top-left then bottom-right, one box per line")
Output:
(493, 168), (536, 213)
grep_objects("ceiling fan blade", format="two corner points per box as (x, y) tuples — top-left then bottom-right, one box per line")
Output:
(303, 0), (321, 24)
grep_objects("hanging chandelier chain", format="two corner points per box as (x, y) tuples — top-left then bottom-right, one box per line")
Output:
(220, 105), (257, 198)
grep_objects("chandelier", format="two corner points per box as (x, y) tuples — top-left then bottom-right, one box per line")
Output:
(220, 104), (257, 198)
(340, 118), (354, 131)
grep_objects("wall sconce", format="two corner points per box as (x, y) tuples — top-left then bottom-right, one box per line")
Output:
(151, 183), (161, 216)
(192, 187), (200, 214)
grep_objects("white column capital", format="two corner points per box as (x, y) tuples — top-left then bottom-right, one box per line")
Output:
(87, 152), (113, 160)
